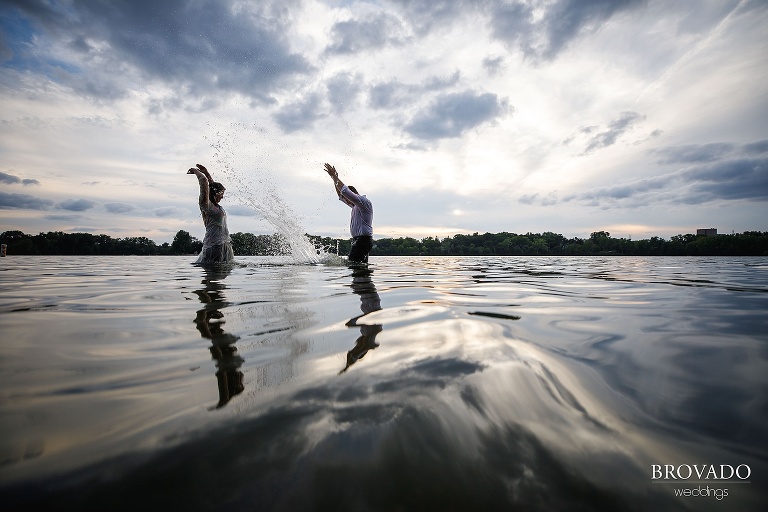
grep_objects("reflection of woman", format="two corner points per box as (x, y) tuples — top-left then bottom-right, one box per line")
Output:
(187, 163), (234, 265)
(193, 266), (244, 409)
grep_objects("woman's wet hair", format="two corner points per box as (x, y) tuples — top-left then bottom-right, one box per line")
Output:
(209, 182), (225, 201)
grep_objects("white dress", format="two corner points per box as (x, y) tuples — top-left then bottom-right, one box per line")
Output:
(194, 202), (234, 265)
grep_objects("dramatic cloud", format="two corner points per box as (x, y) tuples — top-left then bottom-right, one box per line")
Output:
(489, 0), (647, 61)
(368, 72), (461, 112)
(153, 207), (183, 218)
(104, 202), (135, 214)
(582, 111), (646, 154)
(744, 140), (768, 155)
(327, 72), (364, 114)
(1, 0), (765, 240)
(0, 171), (20, 184)
(2, 0), (312, 104)
(0, 171), (39, 185)
(651, 143), (736, 164)
(44, 214), (81, 221)
(519, 192), (559, 207)
(58, 198), (96, 212)
(273, 92), (326, 133)
(552, 141), (768, 207)
(482, 56), (505, 76)
(566, 174), (675, 203)
(0, 25), (11, 62)
(0, 191), (53, 210)
(226, 205), (259, 217)
(404, 91), (511, 141)
(682, 157), (768, 203)
(325, 11), (410, 54)
(388, 0), (473, 36)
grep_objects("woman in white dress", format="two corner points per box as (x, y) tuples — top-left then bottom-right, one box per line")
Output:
(187, 164), (234, 265)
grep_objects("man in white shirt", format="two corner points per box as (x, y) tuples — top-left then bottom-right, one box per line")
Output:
(323, 163), (374, 263)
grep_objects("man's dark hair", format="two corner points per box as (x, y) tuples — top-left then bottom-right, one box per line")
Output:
(348, 185), (359, 194)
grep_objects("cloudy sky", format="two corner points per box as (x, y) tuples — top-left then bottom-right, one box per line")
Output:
(1, 0), (766, 243)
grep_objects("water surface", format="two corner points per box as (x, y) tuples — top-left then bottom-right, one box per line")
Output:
(1, 256), (766, 511)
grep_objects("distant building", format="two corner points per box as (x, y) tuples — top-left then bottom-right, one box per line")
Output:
(697, 228), (718, 236)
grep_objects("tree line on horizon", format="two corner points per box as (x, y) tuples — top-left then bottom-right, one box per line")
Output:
(2, 229), (767, 257)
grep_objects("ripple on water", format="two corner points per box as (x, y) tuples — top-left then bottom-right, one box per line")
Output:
(0, 255), (766, 510)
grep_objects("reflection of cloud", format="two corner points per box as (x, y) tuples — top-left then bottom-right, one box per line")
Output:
(30, 352), (679, 510)
(373, 357), (486, 393)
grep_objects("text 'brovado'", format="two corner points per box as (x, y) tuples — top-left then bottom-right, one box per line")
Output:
(652, 464), (751, 481)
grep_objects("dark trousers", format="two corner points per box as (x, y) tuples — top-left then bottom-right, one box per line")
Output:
(349, 235), (373, 263)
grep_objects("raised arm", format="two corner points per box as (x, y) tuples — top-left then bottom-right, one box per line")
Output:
(194, 163), (214, 183)
(324, 163), (357, 208)
(187, 165), (210, 207)
(324, 163), (345, 197)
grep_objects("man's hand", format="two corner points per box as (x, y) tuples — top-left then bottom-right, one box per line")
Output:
(324, 163), (338, 178)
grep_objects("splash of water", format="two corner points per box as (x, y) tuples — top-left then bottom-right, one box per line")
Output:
(204, 122), (330, 265)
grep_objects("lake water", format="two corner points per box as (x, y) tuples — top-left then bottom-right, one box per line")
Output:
(0, 255), (766, 511)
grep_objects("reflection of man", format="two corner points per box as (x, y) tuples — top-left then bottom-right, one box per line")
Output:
(340, 266), (383, 373)
(323, 163), (374, 263)
(193, 267), (244, 408)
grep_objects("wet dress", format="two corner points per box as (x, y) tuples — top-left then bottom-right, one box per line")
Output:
(194, 201), (234, 265)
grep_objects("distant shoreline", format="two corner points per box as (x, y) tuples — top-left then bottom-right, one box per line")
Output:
(2, 230), (767, 257)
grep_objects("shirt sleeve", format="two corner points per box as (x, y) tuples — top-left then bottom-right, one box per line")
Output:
(340, 185), (367, 209)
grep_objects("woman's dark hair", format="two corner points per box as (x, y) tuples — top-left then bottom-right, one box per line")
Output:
(209, 182), (225, 202)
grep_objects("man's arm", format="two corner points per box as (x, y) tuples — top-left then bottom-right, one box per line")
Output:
(324, 163), (352, 205)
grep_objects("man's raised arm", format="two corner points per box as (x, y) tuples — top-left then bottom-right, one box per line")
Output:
(324, 163), (350, 203)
